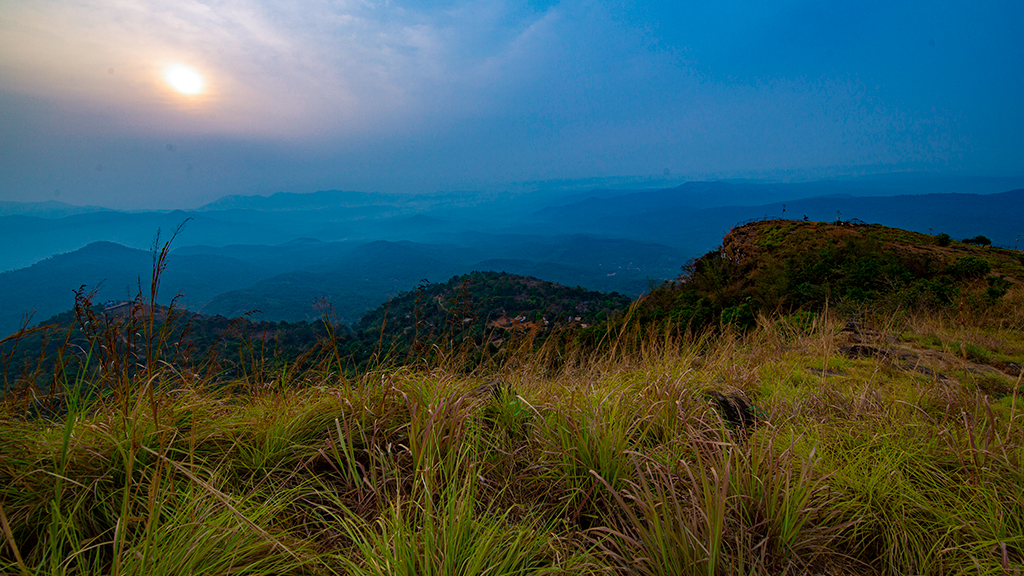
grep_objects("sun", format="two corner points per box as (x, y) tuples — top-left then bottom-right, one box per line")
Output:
(165, 65), (204, 95)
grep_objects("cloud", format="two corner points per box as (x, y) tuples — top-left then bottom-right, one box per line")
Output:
(0, 0), (565, 139)
(0, 0), (1017, 208)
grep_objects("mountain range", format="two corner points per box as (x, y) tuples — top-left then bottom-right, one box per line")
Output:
(2, 172), (1023, 336)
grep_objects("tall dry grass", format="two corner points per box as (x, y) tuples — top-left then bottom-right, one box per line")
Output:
(0, 247), (1022, 575)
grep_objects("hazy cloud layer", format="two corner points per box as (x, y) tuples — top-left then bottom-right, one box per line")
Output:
(0, 0), (1020, 208)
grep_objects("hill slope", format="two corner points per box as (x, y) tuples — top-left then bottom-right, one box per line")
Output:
(350, 271), (632, 363)
(632, 219), (1024, 330)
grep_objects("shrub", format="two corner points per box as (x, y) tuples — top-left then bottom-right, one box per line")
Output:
(986, 275), (1011, 301)
(961, 235), (992, 246)
(904, 278), (959, 306)
(935, 233), (951, 247)
(720, 298), (756, 329)
(947, 256), (991, 278)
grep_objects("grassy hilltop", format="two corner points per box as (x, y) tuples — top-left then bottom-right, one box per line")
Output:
(630, 219), (1023, 331)
(1, 220), (1022, 575)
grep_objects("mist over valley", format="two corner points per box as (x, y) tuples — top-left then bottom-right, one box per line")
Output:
(2, 173), (1023, 337)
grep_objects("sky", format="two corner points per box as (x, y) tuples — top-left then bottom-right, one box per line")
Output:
(0, 0), (1021, 210)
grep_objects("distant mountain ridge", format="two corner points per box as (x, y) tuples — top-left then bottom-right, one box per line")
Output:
(0, 200), (110, 218)
(0, 232), (685, 335)
(698, 189), (1024, 247)
(0, 210), (298, 272)
(532, 187), (1024, 250)
(0, 241), (266, 335)
(5, 175), (1024, 273)
(4, 174), (1024, 336)
(197, 189), (461, 212)
(198, 190), (392, 211)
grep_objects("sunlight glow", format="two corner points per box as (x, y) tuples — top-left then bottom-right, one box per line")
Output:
(165, 65), (204, 95)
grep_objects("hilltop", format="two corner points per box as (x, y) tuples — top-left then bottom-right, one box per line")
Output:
(351, 271), (631, 362)
(631, 219), (1023, 331)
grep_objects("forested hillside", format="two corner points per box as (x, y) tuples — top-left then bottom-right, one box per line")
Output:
(352, 271), (631, 361)
(1, 271), (632, 391)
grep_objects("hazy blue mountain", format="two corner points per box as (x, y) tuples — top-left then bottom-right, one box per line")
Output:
(0, 198), (470, 272)
(6, 174), (1024, 335)
(0, 241), (267, 335)
(712, 189), (1024, 247)
(13, 232), (670, 329)
(791, 173), (1024, 197)
(465, 259), (650, 295)
(532, 181), (803, 217)
(198, 190), (392, 211)
(172, 238), (361, 274)
(530, 178), (1024, 223)
(0, 210), (298, 272)
(7, 175), (1023, 273)
(0, 200), (110, 218)
(195, 235), (683, 323)
(196, 189), (463, 212)
(198, 240), (464, 323)
(440, 233), (685, 276)
(526, 186), (1024, 250)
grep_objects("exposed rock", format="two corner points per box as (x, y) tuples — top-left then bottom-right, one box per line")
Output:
(964, 365), (1006, 377)
(839, 345), (894, 359)
(995, 361), (1022, 377)
(841, 321), (897, 344)
(706, 391), (757, 430)
(898, 364), (950, 381)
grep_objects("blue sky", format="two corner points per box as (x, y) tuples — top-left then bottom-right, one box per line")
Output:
(0, 0), (1021, 209)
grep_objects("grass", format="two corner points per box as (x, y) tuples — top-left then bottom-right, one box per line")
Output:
(1, 254), (1023, 574)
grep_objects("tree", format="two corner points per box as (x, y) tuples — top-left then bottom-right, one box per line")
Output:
(961, 235), (992, 246)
